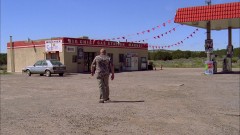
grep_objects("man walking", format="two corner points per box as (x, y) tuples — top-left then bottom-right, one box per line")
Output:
(91, 48), (114, 103)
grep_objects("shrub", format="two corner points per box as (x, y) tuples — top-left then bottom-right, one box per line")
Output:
(232, 57), (239, 63)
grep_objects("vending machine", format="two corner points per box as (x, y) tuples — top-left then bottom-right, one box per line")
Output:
(131, 57), (139, 71)
(140, 57), (147, 70)
(124, 53), (139, 71)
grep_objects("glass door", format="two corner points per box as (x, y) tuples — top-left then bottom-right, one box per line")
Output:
(84, 52), (95, 72)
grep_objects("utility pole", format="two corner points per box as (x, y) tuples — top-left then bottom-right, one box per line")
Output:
(205, 0), (211, 5)
(10, 36), (15, 72)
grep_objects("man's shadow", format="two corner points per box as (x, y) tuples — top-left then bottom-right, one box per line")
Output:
(106, 100), (144, 103)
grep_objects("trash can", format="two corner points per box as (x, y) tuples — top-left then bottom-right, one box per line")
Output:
(148, 65), (153, 70)
(204, 61), (213, 75)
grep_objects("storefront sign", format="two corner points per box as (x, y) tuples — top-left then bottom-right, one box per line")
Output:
(45, 40), (62, 52)
(63, 38), (148, 49)
(205, 39), (213, 53)
(66, 46), (75, 52)
(126, 53), (138, 57)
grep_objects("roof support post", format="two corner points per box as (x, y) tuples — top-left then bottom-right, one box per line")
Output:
(206, 21), (211, 40)
(206, 21), (212, 61)
(227, 27), (233, 58)
(228, 27), (232, 46)
(225, 27), (233, 72)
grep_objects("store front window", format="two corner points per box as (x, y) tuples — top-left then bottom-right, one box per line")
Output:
(46, 51), (59, 60)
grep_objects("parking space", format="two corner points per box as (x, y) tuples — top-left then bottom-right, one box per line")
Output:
(1, 68), (239, 135)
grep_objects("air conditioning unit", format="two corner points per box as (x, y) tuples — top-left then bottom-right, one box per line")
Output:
(79, 36), (89, 39)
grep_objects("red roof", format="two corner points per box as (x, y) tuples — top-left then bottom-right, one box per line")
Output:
(175, 2), (240, 23)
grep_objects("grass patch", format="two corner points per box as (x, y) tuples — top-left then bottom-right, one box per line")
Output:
(151, 57), (240, 68)
(0, 71), (11, 75)
(0, 65), (7, 70)
(0, 65), (9, 75)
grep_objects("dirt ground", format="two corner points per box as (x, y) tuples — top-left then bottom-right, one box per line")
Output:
(1, 68), (239, 135)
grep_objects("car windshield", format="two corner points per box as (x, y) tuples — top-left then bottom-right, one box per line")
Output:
(50, 60), (63, 66)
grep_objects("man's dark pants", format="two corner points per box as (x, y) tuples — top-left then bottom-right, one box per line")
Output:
(97, 75), (109, 100)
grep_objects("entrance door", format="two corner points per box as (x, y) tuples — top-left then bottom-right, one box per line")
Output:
(84, 52), (95, 72)
(107, 53), (113, 63)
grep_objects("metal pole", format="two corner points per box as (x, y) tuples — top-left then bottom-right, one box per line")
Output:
(227, 27), (232, 71)
(206, 0), (212, 61)
(228, 27), (232, 46)
(206, 21), (211, 61)
(205, 0), (211, 5)
(10, 36), (15, 72)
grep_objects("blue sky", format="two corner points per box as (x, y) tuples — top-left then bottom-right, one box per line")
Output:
(1, 0), (239, 53)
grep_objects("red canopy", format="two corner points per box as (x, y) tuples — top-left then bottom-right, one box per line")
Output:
(174, 2), (240, 30)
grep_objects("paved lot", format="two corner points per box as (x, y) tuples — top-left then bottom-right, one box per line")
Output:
(1, 68), (239, 135)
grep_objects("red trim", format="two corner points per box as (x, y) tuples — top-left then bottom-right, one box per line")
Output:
(62, 43), (147, 50)
(7, 44), (44, 49)
(175, 2), (240, 23)
(7, 37), (148, 50)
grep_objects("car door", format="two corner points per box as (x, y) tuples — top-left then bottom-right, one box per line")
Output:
(39, 60), (48, 74)
(33, 60), (43, 73)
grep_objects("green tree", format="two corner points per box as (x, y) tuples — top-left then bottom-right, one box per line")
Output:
(233, 47), (240, 57)
(198, 51), (206, 57)
(0, 53), (7, 65)
(184, 51), (191, 59)
(172, 50), (184, 59)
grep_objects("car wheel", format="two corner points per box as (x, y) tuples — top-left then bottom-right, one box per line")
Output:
(40, 74), (44, 76)
(59, 73), (64, 76)
(26, 70), (31, 76)
(45, 70), (51, 77)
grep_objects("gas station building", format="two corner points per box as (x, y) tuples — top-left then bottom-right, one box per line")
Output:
(7, 37), (148, 73)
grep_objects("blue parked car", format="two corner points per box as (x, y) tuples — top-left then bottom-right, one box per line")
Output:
(23, 59), (66, 77)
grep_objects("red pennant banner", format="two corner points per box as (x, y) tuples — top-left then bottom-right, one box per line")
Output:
(148, 28), (200, 49)
(105, 18), (174, 41)
(132, 25), (181, 43)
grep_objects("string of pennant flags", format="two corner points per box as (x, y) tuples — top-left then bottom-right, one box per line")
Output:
(103, 18), (174, 41)
(132, 24), (182, 43)
(100, 17), (200, 50)
(148, 28), (199, 49)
